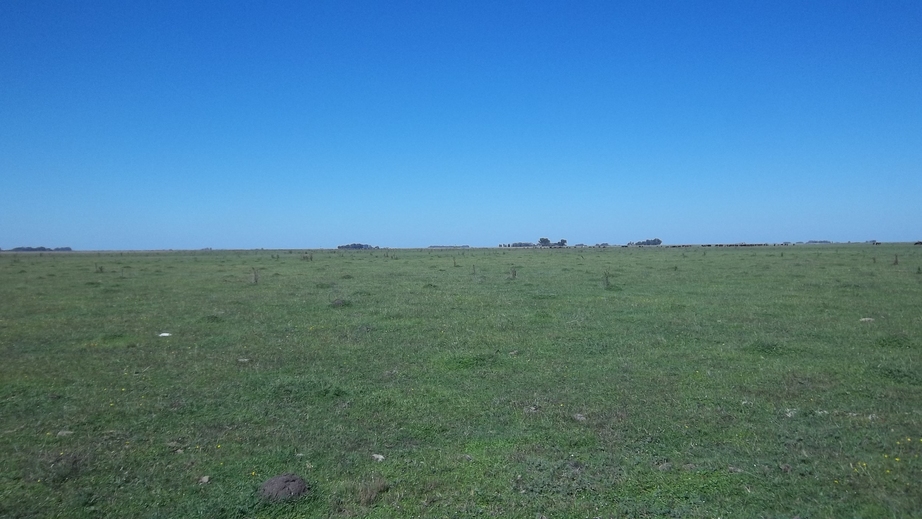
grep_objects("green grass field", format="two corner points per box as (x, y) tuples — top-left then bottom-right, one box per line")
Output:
(2, 245), (921, 518)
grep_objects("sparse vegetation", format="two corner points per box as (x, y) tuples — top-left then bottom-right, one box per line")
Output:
(1, 244), (920, 517)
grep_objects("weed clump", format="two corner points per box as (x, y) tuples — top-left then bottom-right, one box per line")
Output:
(747, 340), (786, 355)
(602, 270), (621, 290)
(358, 477), (389, 506)
(876, 333), (912, 349)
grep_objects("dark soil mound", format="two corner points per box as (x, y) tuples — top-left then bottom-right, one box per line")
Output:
(260, 473), (309, 501)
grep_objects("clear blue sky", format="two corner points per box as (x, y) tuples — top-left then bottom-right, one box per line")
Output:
(2, 1), (920, 249)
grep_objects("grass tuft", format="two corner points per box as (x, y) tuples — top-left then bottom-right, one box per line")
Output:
(357, 477), (390, 506)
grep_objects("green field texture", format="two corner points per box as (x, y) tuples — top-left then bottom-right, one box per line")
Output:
(2, 245), (921, 518)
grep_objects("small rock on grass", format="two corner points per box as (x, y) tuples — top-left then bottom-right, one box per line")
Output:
(859, 317), (874, 322)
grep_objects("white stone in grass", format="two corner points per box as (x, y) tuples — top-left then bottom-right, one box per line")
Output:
(159, 333), (172, 337)
(859, 318), (874, 322)
(372, 454), (385, 462)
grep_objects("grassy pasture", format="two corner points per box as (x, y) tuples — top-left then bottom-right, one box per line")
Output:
(1, 244), (921, 518)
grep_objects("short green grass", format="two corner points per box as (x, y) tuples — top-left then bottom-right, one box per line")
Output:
(1, 245), (921, 518)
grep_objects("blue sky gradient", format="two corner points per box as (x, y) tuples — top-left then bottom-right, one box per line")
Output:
(2, 1), (920, 249)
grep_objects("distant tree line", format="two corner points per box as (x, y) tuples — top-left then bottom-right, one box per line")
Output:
(500, 238), (567, 248)
(6, 246), (73, 252)
(337, 243), (378, 249)
(628, 238), (662, 246)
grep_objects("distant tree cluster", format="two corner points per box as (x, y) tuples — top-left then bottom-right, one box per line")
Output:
(8, 246), (72, 252)
(337, 243), (377, 249)
(628, 238), (662, 246)
(500, 238), (567, 248)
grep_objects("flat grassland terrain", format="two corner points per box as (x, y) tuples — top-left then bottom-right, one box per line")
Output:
(1, 245), (920, 518)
